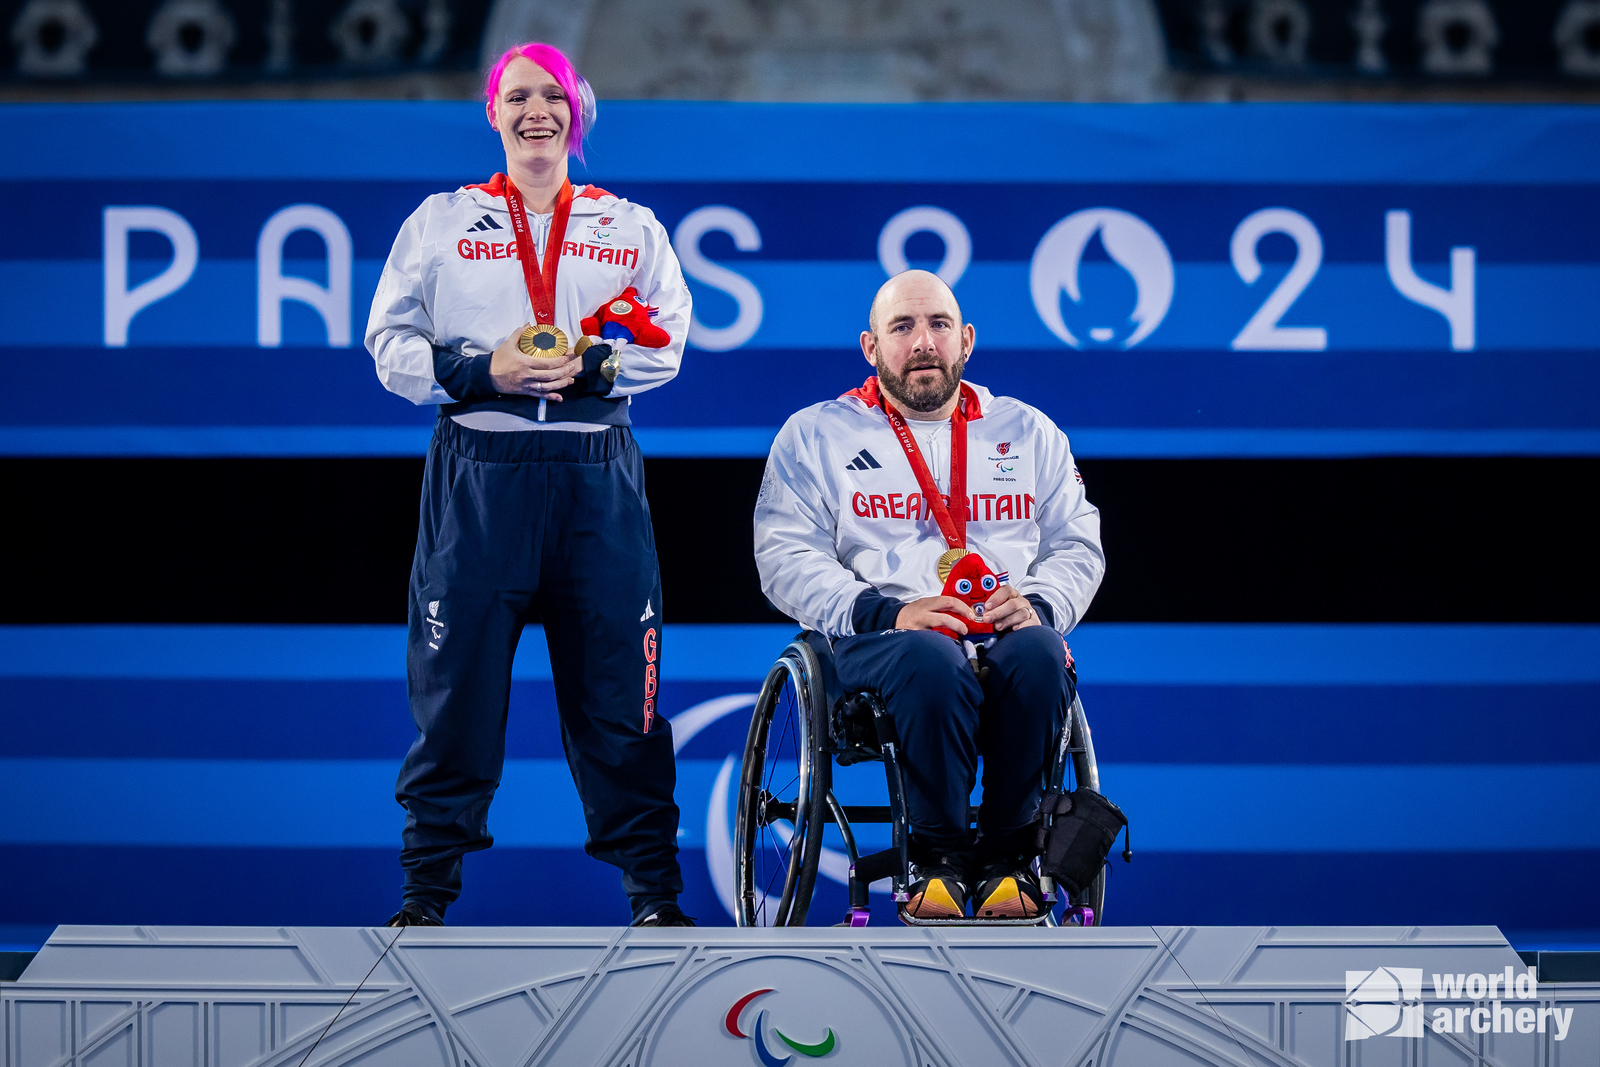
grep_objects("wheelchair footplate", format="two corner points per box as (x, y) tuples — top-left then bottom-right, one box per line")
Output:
(896, 911), (1057, 928)
(891, 903), (1096, 927)
(879, 874), (1096, 927)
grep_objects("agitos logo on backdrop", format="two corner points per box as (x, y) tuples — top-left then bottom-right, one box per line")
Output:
(724, 989), (837, 1064)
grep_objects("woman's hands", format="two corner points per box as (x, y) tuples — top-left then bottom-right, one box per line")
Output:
(489, 327), (585, 398)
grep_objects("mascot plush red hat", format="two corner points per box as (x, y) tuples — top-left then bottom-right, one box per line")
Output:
(581, 286), (671, 348)
(931, 552), (1009, 642)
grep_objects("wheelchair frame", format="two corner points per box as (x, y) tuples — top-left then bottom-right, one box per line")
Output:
(733, 634), (1107, 928)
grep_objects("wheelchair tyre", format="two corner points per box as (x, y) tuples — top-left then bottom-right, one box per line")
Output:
(733, 639), (832, 926)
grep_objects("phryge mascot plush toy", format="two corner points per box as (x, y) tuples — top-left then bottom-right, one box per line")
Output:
(581, 286), (670, 348)
(931, 551), (1009, 644)
(572, 286), (671, 387)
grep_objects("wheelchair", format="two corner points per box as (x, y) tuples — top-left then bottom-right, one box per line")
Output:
(732, 631), (1106, 927)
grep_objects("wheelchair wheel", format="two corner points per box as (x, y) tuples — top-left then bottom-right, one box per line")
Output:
(733, 639), (832, 926)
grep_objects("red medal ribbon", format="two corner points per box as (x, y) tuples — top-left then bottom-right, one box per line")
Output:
(502, 175), (573, 327)
(883, 394), (969, 551)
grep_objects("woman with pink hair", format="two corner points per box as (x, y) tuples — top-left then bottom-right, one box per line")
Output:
(367, 43), (694, 928)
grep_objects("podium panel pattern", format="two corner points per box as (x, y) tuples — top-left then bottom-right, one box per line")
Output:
(4, 925), (1597, 1066)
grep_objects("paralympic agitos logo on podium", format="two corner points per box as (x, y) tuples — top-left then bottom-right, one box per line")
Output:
(724, 989), (838, 1064)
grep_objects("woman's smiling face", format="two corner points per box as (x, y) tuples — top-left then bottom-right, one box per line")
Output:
(488, 55), (571, 171)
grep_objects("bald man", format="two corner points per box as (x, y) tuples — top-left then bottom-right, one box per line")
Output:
(754, 271), (1105, 921)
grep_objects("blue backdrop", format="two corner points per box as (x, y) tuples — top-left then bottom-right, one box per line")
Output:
(1, 102), (1597, 946)
(0, 102), (1596, 458)
(2, 624), (1597, 942)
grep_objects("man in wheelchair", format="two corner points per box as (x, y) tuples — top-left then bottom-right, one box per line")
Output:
(753, 270), (1105, 921)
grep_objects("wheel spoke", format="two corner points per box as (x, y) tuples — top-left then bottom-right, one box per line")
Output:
(766, 695), (795, 792)
(757, 836), (790, 925)
(761, 826), (793, 877)
(761, 862), (785, 902)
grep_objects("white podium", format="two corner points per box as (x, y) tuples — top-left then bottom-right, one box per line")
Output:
(4, 925), (1596, 1066)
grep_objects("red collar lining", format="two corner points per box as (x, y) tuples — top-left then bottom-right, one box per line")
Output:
(463, 173), (508, 197)
(463, 174), (614, 203)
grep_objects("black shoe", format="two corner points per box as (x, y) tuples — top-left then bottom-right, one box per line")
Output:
(384, 904), (443, 927)
(632, 902), (696, 927)
(972, 858), (1047, 919)
(901, 857), (971, 920)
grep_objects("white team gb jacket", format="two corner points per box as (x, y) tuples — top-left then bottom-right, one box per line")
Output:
(366, 176), (691, 405)
(754, 379), (1105, 639)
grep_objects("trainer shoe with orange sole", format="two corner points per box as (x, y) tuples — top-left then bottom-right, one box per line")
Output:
(973, 860), (1047, 920)
(901, 858), (971, 921)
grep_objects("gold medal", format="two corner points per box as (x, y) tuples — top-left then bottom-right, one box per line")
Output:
(573, 335), (592, 358)
(936, 548), (970, 582)
(518, 323), (569, 359)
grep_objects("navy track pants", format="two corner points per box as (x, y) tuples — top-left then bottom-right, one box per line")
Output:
(395, 419), (681, 921)
(832, 625), (1073, 861)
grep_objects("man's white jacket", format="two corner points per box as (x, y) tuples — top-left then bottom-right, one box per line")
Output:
(365, 175), (691, 405)
(754, 377), (1105, 639)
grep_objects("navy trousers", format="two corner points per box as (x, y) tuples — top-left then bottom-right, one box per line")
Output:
(395, 419), (682, 921)
(832, 625), (1073, 862)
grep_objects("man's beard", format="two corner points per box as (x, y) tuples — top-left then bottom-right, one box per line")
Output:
(877, 353), (966, 414)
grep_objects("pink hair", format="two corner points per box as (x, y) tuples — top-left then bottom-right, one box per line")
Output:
(485, 42), (598, 164)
